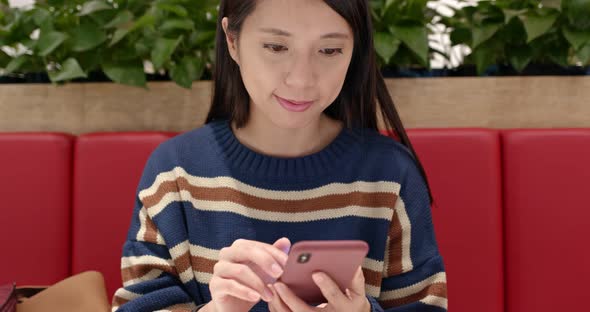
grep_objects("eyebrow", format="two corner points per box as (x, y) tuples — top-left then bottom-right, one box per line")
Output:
(258, 27), (350, 39)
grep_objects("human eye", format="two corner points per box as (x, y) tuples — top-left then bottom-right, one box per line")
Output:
(263, 43), (288, 54)
(320, 48), (344, 57)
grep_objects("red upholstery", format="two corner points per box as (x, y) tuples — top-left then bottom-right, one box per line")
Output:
(0, 133), (74, 285)
(502, 130), (590, 312)
(408, 129), (504, 312)
(3, 128), (589, 311)
(71, 132), (175, 297)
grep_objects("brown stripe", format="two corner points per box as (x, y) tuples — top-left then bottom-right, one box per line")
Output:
(380, 282), (447, 308)
(112, 295), (129, 307)
(143, 211), (159, 243)
(386, 209), (403, 276)
(362, 268), (382, 288)
(175, 251), (192, 274)
(122, 264), (177, 283)
(191, 255), (217, 273)
(144, 178), (397, 213)
(163, 303), (195, 311)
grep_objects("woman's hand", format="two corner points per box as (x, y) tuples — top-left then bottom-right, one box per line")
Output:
(205, 237), (291, 312)
(268, 266), (371, 312)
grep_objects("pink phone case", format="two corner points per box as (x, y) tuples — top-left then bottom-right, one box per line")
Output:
(278, 240), (369, 305)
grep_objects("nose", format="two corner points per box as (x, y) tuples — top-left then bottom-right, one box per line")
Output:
(284, 52), (317, 89)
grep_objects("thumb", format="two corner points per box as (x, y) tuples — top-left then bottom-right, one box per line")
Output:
(349, 266), (366, 296)
(273, 237), (291, 255)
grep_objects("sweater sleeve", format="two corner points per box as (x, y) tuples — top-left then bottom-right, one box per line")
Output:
(111, 147), (200, 312)
(369, 156), (448, 311)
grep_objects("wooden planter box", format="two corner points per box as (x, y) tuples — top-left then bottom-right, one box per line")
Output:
(1, 76), (590, 134)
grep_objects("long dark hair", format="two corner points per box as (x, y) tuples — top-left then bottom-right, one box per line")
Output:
(206, 0), (433, 204)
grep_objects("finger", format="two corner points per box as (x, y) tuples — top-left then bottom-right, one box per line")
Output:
(268, 284), (291, 312)
(209, 276), (261, 303)
(348, 266), (366, 296)
(273, 237), (292, 256)
(312, 272), (348, 305)
(273, 282), (314, 312)
(213, 261), (274, 302)
(219, 239), (287, 278)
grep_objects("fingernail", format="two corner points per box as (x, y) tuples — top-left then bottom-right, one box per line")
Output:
(312, 273), (323, 283)
(248, 291), (260, 301)
(271, 263), (283, 276)
(263, 287), (274, 302)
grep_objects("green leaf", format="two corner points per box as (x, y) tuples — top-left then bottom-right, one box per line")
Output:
(450, 27), (472, 45)
(78, 0), (113, 16)
(156, 4), (189, 17)
(102, 60), (146, 88)
(508, 45), (533, 72)
(37, 31), (68, 56)
(70, 23), (107, 52)
(577, 43), (590, 64)
(189, 30), (216, 47)
(563, 0), (590, 30)
(503, 9), (528, 24)
(472, 40), (497, 75)
(389, 25), (429, 66)
(151, 36), (183, 69)
(104, 10), (134, 28)
(160, 19), (194, 32)
(541, 0), (562, 11)
(49, 58), (87, 82)
(4, 55), (29, 73)
(0, 49), (10, 68)
(31, 8), (51, 27)
(521, 13), (558, 43)
(170, 56), (203, 88)
(563, 26), (590, 49)
(472, 23), (502, 49)
(110, 27), (132, 46)
(374, 32), (401, 64)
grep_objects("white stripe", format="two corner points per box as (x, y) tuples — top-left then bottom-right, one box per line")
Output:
(186, 193), (394, 222)
(121, 255), (174, 269)
(365, 285), (381, 298)
(194, 271), (214, 284)
(178, 267), (194, 284)
(139, 167), (401, 200)
(190, 244), (220, 261)
(136, 206), (166, 245)
(113, 288), (142, 301)
(395, 197), (413, 272)
(136, 206), (147, 242)
(169, 240), (190, 260)
(380, 272), (447, 300)
(123, 269), (164, 287)
(363, 258), (384, 273)
(154, 302), (198, 312)
(420, 295), (448, 309)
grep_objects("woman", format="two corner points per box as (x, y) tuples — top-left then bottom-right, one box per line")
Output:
(112, 0), (447, 311)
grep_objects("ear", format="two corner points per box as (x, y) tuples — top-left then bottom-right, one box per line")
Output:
(221, 17), (240, 66)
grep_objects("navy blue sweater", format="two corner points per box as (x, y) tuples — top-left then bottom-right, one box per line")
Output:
(112, 120), (447, 312)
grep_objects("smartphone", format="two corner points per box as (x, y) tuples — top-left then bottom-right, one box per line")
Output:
(278, 240), (369, 305)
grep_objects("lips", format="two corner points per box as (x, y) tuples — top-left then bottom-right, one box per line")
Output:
(275, 95), (314, 113)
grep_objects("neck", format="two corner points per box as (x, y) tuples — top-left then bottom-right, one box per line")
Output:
(231, 114), (343, 158)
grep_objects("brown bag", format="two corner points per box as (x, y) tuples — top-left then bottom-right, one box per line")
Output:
(16, 271), (110, 312)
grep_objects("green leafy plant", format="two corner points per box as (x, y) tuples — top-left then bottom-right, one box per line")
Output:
(441, 0), (590, 75)
(370, 0), (441, 69)
(0, 0), (218, 88)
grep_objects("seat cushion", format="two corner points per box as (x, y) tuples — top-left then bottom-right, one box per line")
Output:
(0, 133), (74, 285)
(408, 129), (504, 312)
(71, 132), (175, 297)
(503, 129), (590, 312)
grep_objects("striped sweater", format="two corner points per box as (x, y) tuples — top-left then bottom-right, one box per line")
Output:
(112, 119), (448, 312)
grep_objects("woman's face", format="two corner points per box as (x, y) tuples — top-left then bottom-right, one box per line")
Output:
(222, 0), (354, 130)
